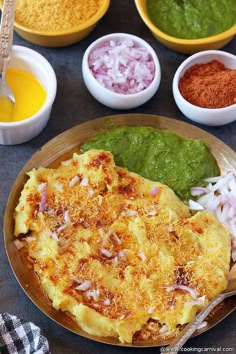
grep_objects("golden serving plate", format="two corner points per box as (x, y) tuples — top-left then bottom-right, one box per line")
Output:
(4, 114), (236, 347)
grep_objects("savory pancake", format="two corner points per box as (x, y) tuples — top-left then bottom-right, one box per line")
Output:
(14, 150), (231, 343)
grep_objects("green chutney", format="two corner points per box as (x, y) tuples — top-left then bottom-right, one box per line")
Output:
(146, 0), (236, 39)
(81, 127), (220, 200)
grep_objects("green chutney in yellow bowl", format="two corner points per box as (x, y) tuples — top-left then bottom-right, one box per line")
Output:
(146, 0), (236, 39)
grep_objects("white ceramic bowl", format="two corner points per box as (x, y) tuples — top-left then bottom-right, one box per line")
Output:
(0, 45), (57, 145)
(172, 50), (236, 126)
(82, 33), (161, 109)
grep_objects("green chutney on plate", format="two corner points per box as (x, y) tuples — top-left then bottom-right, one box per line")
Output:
(81, 126), (220, 200)
(146, 0), (236, 39)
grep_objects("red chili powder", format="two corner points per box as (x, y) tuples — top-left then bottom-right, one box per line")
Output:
(179, 60), (236, 109)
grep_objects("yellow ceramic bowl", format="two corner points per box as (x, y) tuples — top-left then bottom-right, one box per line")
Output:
(0, 0), (110, 47)
(134, 0), (236, 54)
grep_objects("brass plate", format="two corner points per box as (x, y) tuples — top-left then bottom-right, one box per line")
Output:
(4, 114), (236, 347)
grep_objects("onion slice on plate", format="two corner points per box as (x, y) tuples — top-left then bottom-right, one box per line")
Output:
(189, 171), (236, 260)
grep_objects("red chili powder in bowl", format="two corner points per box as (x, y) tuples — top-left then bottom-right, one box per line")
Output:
(179, 60), (236, 109)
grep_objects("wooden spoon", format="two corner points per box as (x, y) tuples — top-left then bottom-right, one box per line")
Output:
(165, 263), (236, 353)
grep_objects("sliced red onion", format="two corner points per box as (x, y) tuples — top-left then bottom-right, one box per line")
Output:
(191, 187), (210, 196)
(75, 280), (92, 291)
(197, 192), (215, 206)
(166, 284), (198, 299)
(203, 176), (221, 183)
(185, 296), (205, 307)
(210, 172), (234, 192)
(188, 199), (205, 211)
(69, 175), (79, 187)
(190, 172), (236, 246)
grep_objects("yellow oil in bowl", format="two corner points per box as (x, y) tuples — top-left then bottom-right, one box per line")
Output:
(0, 68), (46, 122)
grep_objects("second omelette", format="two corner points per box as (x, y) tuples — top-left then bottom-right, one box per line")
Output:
(14, 150), (231, 343)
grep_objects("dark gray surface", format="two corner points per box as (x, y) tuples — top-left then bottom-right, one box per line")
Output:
(1, 1), (236, 353)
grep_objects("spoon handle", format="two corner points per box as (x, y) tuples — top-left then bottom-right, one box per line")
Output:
(0, 0), (16, 73)
(164, 293), (228, 353)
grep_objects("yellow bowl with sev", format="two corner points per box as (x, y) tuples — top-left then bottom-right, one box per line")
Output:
(0, 0), (110, 47)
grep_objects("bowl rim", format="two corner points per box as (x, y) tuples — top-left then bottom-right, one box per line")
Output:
(8, 0), (110, 36)
(134, 0), (236, 45)
(82, 32), (161, 98)
(172, 50), (236, 112)
(0, 45), (57, 128)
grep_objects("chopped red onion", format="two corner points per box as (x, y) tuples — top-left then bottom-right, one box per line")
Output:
(103, 298), (111, 306)
(100, 248), (113, 258)
(86, 289), (100, 301)
(89, 39), (155, 95)
(39, 183), (48, 212)
(150, 187), (159, 196)
(69, 175), (79, 187)
(75, 280), (92, 291)
(80, 178), (89, 187)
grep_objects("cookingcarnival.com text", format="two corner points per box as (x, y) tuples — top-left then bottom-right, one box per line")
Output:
(160, 346), (235, 353)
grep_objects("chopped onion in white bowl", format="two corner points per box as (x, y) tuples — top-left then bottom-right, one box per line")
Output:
(188, 171), (236, 260)
(88, 39), (155, 95)
(82, 33), (161, 109)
